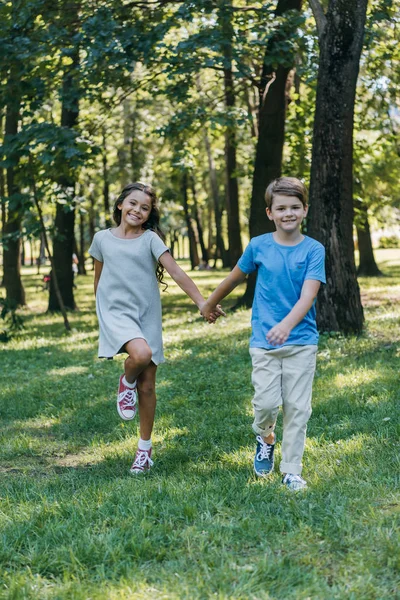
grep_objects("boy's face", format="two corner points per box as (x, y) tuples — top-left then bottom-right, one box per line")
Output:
(266, 194), (308, 233)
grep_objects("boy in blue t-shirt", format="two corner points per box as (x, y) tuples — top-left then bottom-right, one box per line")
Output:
(202, 177), (326, 490)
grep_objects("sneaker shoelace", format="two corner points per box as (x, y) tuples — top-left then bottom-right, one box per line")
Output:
(256, 436), (273, 461)
(132, 450), (153, 469)
(119, 388), (136, 409)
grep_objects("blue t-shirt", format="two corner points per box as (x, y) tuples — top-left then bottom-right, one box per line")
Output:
(237, 233), (326, 350)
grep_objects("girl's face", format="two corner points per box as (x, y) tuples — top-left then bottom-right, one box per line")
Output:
(118, 190), (152, 228)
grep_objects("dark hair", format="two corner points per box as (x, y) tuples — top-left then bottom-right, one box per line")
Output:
(265, 177), (308, 209)
(112, 182), (167, 289)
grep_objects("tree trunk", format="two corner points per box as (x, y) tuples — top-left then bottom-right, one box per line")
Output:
(220, 0), (242, 268)
(191, 175), (209, 264)
(78, 208), (86, 275)
(181, 173), (199, 270)
(0, 114), (5, 286)
(307, 0), (367, 333)
(203, 129), (229, 267)
(3, 75), (25, 306)
(239, 0), (302, 308)
(355, 199), (381, 276)
(48, 38), (79, 311)
(102, 129), (112, 228)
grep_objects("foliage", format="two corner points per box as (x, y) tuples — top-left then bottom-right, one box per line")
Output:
(379, 235), (400, 249)
(0, 297), (24, 342)
(0, 255), (399, 598)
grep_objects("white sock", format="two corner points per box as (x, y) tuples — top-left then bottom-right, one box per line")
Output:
(138, 438), (152, 451)
(122, 375), (136, 389)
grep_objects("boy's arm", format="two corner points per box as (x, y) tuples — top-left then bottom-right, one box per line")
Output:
(94, 259), (103, 296)
(159, 251), (225, 320)
(201, 265), (247, 320)
(266, 279), (321, 346)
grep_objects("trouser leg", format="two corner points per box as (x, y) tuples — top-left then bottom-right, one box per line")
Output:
(250, 348), (282, 438)
(280, 345), (317, 475)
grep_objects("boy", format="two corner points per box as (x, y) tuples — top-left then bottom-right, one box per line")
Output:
(201, 177), (325, 490)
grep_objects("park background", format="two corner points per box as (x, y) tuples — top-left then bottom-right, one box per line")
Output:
(0, 0), (399, 599)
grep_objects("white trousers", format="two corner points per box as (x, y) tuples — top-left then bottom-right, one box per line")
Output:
(250, 345), (317, 475)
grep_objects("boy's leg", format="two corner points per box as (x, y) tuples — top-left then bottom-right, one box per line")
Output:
(280, 345), (317, 476)
(250, 348), (283, 438)
(250, 348), (283, 476)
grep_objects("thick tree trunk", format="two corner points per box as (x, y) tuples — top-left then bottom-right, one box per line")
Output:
(0, 113), (5, 286)
(239, 0), (302, 308)
(181, 173), (199, 269)
(48, 45), (79, 311)
(307, 0), (367, 333)
(3, 78), (25, 306)
(220, 0), (242, 268)
(355, 199), (381, 276)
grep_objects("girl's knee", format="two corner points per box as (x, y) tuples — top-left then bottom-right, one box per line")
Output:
(127, 347), (152, 368)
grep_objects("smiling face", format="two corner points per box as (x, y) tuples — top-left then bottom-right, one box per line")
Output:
(266, 194), (308, 234)
(117, 189), (152, 229)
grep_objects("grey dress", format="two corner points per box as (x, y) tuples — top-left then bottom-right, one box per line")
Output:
(88, 229), (169, 364)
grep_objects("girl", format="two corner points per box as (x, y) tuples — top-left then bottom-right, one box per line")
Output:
(88, 182), (223, 475)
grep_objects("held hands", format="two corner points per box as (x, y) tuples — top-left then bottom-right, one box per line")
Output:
(266, 320), (291, 346)
(200, 301), (226, 324)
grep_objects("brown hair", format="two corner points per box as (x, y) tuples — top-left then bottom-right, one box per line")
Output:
(265, 177), (308, 210)
(112, 182), (167, 289)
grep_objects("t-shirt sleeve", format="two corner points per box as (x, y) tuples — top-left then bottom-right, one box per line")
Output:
(237, 241), (256, 274)
(88, 232), (104, 262)
(150, 232), (169, 261)
(305, 243), (326, 284)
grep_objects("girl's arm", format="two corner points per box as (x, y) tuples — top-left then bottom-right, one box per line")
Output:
(201, 265), (247, 320)
(266, 279), (321, 346)
(159, 252), (224, 319)
(94, 259), (103, 296)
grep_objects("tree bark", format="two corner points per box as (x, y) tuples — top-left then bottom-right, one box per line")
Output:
(203, 129), (229, 267)
(3, 73), (25, 306)
(355, 199), (381, 276)
(102, 129), (112, 228)
(48, 15), (80, 312)
(220, 0), (243, 268)
(238, 0), (302, 308)
(181, 173), (199, 270)
(307, 0), (367, 333)
(191, 175), (209, 264)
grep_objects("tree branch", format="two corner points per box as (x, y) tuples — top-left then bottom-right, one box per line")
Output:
(308, 0), (327, 38)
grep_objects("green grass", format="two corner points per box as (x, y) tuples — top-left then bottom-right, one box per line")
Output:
(0, 249), (399, 600)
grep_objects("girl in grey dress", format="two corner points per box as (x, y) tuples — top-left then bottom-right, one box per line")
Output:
(89, 182), (223, 475)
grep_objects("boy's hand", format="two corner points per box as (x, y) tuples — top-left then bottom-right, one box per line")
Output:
(200, 302), (226, 323)
(266, 321), (291, 346)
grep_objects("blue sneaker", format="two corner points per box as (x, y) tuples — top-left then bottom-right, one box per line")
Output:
(282, 473), (307, 491)
(254, 435), (275, 477)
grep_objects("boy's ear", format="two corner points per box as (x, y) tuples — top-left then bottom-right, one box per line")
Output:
(304, 204), (309, 217)
(266, 207), (274, 221)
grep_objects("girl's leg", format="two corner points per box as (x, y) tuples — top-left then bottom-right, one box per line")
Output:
(130, 362), (158, 475)
(137, 361), (158, 440)
(124, 338), (153, 383)
(117, 339), (153, 421)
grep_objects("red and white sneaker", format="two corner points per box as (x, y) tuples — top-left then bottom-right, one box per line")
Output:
(117, 375), (137, 421)
(130, 448), (153, 475)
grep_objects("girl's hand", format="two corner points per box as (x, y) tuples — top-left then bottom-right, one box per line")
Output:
(201, 302), (226, 323)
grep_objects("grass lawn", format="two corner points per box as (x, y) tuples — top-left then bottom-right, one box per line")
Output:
(0, 249), (399, 599)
